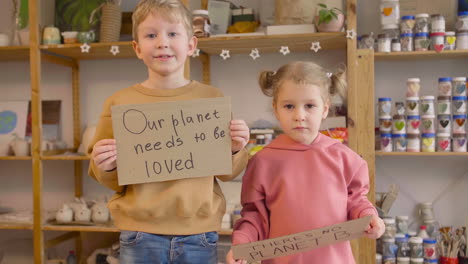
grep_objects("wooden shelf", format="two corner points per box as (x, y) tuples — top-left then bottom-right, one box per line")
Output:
(40, 33), (346, 60)
(374, 50), (468, 61)
(0, 46), (30, 61)
(376, 151), (468, 156)
(0, 156), (32, 160)
(41, 155), (90, 160)
(0, 222), (33, 230)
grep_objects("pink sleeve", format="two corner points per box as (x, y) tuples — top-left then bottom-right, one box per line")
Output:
(232, 157), (270, 245)
(347, 160), (378, 220)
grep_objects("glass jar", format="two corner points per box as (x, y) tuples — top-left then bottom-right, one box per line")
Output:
(381, 133), (393, 152)
(380, 0), (400, 26)
(392, 38), (401, 51)
(382, 23), (401, 39)
(423, 238), (437, 260)
(430, 14), (445, 33)
(380, 117), (393, 133)
(393, 134), (407, 152)
(420, 96), (435, 116)
(456, 11), (468, 32)
(407, 115), (421, 134)
(395, 101), (405, 115)
(444, 31), (456, 50)
(453, 114), (467, 133)
(452, 96), (467, 114)
(407, 78), (421, 97)
(437, 115), (451, 133)
(437, 133), (451, 152)
(361, 34), (375, 49)
(421, 115), (435, 133)
(383, 218), (397, 238)
(409, 236), (424, 258)
(437, 96), (451, 115)
(430, 32), (445, 51)
(192, 9), (211, 38)
(379, 97), (393, 118)
(456, 30), (468, 50)
(392, 115), (406, 134)
(453, 132), (467, 152)
(414, 13), (430, 33)
(401, 33), (413, 51)
(410, 258), (424, 264)
(453, 77), (467, 96)
(397, 257), (410, 264)
(400, 15), (415, 33)
(407, 134), (421, 152)
(406, 97), (420, 115)
(421, 133), (436, 152)
(382, 238), (398, 258)
(438, 77), (453, 96)
(396, 215), (409, 234)
(414, 32), (430, 51)
(378, 33), (392, 53)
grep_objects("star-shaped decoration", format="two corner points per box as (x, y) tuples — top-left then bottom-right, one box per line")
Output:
(310, 42), (321, 53)
(191, 48), (200, 58)
(346, 29), (356, 39)
(220, 49), (230, 60)
(279, 46), (290, 55)
(80, 43), (91, 53)
(110, 45), (120, 56)
(249, 48), (260, 60)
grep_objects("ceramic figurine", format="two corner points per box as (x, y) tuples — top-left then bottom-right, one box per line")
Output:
(91, 200), (109, 223)
(74, 202), (91, 222)
(56, 204), (73, 223)
(43, 26), (61, 45)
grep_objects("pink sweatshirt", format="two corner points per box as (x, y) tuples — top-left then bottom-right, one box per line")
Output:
(232, 133), (377, 264)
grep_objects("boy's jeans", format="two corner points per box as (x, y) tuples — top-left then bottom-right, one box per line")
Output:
(119, 230), (218, 264)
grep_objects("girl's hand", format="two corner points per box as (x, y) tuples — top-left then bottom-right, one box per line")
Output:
(91, 139), (117, 171)
(363, 214), (385, 239)
(230, 120), (249, 153)
(226, 249), (247, 264)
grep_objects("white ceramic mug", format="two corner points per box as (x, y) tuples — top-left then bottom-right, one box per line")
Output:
(11, 139), (30, 156)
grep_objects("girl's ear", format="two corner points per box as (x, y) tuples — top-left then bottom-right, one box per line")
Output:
(272, 102), (279, 120)
(322, 100), (330, 119)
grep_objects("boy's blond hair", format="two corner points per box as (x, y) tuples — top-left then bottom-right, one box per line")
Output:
(132, 0), (193, 41)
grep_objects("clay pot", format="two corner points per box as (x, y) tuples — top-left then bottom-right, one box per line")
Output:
(315, 13), (345, 32)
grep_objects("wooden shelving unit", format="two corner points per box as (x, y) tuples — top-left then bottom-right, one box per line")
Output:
(375, 49), (468, 61)
(41, 155), (90, 161)
(0, 222), (33, 230)
(0, 156), (32, 160)
(0, 46), (30, 61)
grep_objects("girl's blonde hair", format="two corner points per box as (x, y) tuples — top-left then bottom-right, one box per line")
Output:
(132, 0), (193, 41)
(259, 61), (347, 108)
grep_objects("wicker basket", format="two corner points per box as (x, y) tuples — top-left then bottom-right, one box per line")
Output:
(99, 3), (122, 42)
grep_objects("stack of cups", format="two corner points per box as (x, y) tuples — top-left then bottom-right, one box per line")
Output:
(379, 97), (393, 152)
(437, 78), (452, 152)
(393, 101), (407, 152)
(452, 77), (467, 152)
(406, 78), (421, 152)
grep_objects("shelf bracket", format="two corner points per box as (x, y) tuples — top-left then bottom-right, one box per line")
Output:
(41, 51), (77, 68)
(45, 231), (79, 249)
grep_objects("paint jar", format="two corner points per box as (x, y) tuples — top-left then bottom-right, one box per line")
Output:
(421, 133), (436, 152)
(406, 115), (421, 134)
(382, 238), (398, 258)
(393, 134), (407, 152)
(456, 11), (468, 31)
(378, 33), (392, 52)
(382, 23), (400, 39)
(380, 117), (393, 133)
(421, 115), (435, 133)
(400, 15), (415, 33)
(381, 133), (393, 152)
(420, 96), (435, 116)
(379, 97), (393, 118)
(383, 218), (397, 238)
(401, 33), (413, 51)
(410, 258), (424, 264)
(396, 235), (410, 257)
(452, 96), (467, 114)
(414, 13), (429, 33)
(437, 133), (451, 152)
(406, 97), (420, 115)
(452, 114), (467, 133)
(453, 77), (467, 96)
(392, 38), (401, 51)
(444, 31), (456, 50)
(430, 32), (445, 51)
(380, 0), (400, 26)
(407, 134), (421, 152)
(414, 33), (430, 51)
(453, 132), (467, 152)
(396, 216), (409, 234)
(437, 96), (451, 115)
(437, 115), (451, 133)
(456, 30), (468, 50)
(407, 78), (420, 97)
(430, 14), (445, 33)
(438, 78), (452, 96)
(392, 115), (406, 134)
(397, 257), (410, 264)
(395, 102), (405, 115)
(409, 236), (424, 258)
(423, 238), (437, 260)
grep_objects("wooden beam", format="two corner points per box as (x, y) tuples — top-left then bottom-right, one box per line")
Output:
(198, 53), (211, 85)
(201, 0), (208, 9)
(41, 53), (77, 68)
(45, 232), (79, 249)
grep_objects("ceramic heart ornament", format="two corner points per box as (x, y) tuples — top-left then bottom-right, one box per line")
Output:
(394, 121), (405, 131)
(446, 36), (456, 45)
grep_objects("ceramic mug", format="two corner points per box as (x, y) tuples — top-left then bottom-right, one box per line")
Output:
(43, 26), (61, 45)
(11, 139), (30, 156)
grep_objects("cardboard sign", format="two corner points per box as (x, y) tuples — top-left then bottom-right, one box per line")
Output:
(111, 97), (232, 185)
(232, 216), (371, 262)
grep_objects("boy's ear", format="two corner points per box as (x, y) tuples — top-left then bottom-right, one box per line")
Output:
(132, 40), (143, 60)
(187, 35), (198, 56)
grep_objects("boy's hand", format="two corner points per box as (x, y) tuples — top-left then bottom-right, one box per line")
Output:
(91, 139), (117, 172)
(226, 249), (247, 264)
(230, 120), (249, 153)
(363, 214), (385, 239)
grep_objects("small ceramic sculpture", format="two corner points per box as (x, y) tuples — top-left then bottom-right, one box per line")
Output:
(91, 200), (110, 223)
(74, 202), (91, 222)
(56, 204), (73, 223)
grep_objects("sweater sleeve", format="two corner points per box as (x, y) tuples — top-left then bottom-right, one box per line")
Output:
(347, 160), (378, 219)
(87, 97), (124, 193)
(216, 148), (248, 182)
(232, 156), (270, 245)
